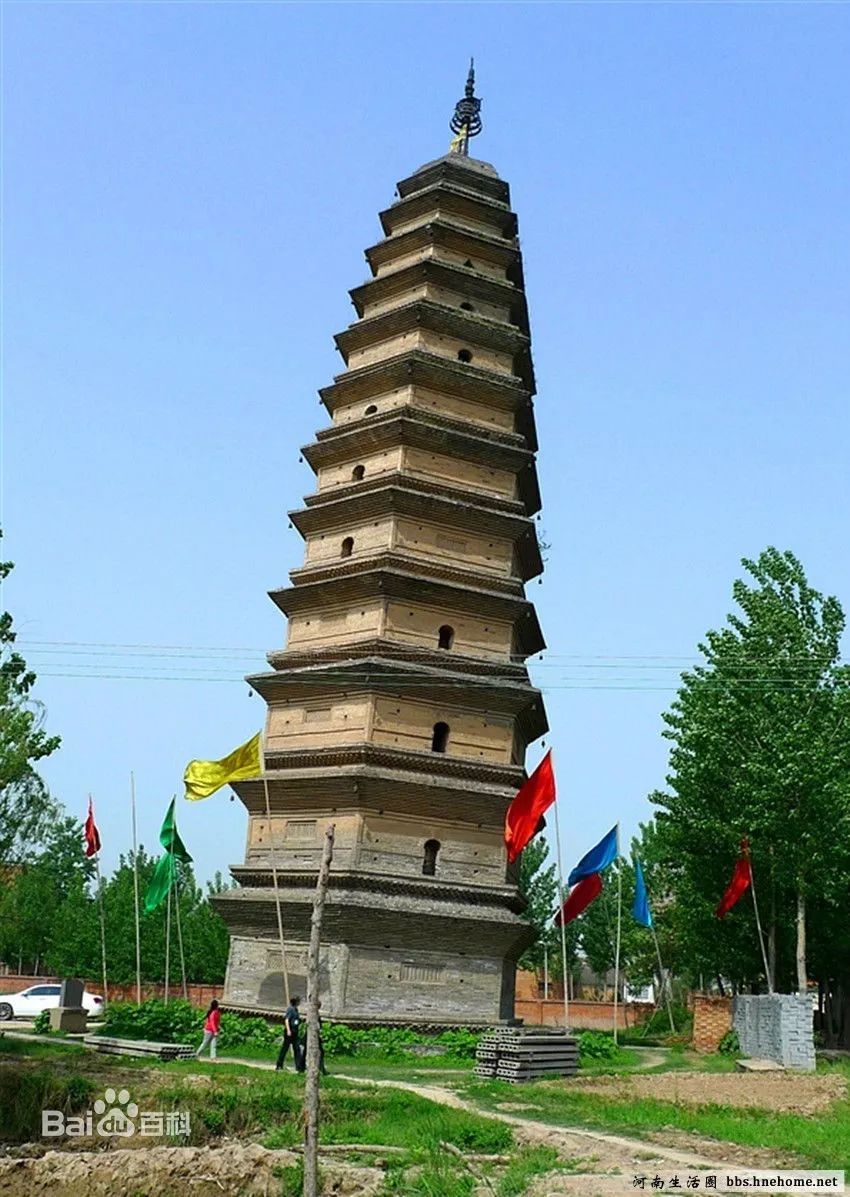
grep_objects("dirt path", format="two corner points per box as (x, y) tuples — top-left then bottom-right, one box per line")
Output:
(334, 1073), (753, 1171)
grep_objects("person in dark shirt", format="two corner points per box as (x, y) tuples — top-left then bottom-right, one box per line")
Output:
(275, 995), (303, 1071)
(297, 999), (328, 1076)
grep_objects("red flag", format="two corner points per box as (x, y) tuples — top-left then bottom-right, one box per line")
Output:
(716, 838), (752, 918)
(504, 751), (556, 864)
(84, 798), (101, 858)
(556, 872), (603, 927)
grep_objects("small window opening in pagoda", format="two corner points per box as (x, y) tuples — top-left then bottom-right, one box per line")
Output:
(351, 464), (365, 481)
(437, 625), (455, 650)
(422, 839), (440, 876)
(431, 722), (449, 753)
(457, 349), (473, 363)
(341, 536), (354, 558)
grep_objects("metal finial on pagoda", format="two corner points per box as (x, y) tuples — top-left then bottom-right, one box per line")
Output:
(449, 58), (482, 155)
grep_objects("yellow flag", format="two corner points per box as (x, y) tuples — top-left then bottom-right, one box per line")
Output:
(183, 732), (263, 800)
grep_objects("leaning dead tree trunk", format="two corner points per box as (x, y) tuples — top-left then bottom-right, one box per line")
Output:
(303, 824), (335, 1197)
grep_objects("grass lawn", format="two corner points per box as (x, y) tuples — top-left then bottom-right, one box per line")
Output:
(459, 1058), (850, 1170)
(5, 1033), (850, 1182)
(1, 1035), (573, 1197)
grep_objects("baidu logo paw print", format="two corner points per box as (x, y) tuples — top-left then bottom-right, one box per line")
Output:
(94, 1088), (138, 1137)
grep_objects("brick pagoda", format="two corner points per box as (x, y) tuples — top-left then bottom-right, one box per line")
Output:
(214, 70), (548, 1024)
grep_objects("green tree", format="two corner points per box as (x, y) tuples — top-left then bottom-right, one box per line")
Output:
(517, 837), (582, 990)
(0, 817), (92, 972)
(651, 548), (850, 998)
(517, 836), (558, 972)
(0, 534), (61, 863)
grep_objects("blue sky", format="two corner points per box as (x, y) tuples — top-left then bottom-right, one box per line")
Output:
(3, 2), (848, 885)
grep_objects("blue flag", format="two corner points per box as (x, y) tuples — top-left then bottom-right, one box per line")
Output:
(567, 824), (619, 887)
(632, 857), (653, 928)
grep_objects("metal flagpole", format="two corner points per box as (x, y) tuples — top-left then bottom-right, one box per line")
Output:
(749, 855), (773, 993)
(552, 773), (570, 1029)
(261, 732), (291, 1005)
(130, 772), (142, 1004)
(613, 826), (622, 1046)
(164, 865), (172, 1006)
(543, 941), (549, 1001)
(93, 838), (109, 1008)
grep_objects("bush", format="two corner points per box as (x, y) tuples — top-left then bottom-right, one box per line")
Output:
(98, 1003), (478, 1059)
(718, 1028), (740, 1056)
(100, 1000), (279, 1049)
(435, 1029), (480, 1060)
(32, 1010), (51, 1035)
(577, 1031), (619, 1061)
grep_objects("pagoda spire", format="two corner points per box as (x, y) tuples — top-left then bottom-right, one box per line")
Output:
(449, 58), (482, 156)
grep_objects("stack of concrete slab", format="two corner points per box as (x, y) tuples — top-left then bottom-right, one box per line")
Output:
(474, 1027), (579, 1083)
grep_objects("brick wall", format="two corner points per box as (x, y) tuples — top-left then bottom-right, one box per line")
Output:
(692, 994), (733, 1052)
(515, 997), (640, 1030)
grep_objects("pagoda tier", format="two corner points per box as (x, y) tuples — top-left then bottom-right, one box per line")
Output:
(214, 145), (549, 1026)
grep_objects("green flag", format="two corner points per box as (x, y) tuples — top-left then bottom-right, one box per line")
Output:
(143, 799), (193, 914)
(159, 797), (192, 864)
(144, 852), (175, 914)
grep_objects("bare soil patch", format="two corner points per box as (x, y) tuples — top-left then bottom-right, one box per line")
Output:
(565, 1070), (846, 1115)
(0, 1142), (384, 1197)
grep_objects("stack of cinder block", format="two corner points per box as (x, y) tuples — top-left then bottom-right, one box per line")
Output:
(474, 1027), (579, 1083)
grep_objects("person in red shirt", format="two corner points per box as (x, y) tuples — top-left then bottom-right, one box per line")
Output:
(196, 999), (221, 1061)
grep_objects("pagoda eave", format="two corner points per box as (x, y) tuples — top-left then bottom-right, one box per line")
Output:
(213, 888), (536, 955)
(269, 567), (546, 655)
(230, 766), (520, 827)
(396, 155), (507, 202)
(255, 741), (526, 789)
(378, 182), (516, 241)
(304, 410), (534, 475)
(246, 660), (546, 728)
(267, 640), (528, 681)
(319, 346), (535, 411)
(365, 219), (524, 282)
(349, 259), (528, 331)
(333, 298), (529, 362)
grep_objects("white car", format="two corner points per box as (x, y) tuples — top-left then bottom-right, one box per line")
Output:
(0, 984), (104, 1020)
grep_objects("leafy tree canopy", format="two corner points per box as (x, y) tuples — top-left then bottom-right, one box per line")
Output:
(0, 533), (61, 862)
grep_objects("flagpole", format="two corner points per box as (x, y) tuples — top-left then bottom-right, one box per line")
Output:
(90, 798), (109, 1009)
(164, 864), (172, 1006)
(749, 858), (773, 994)
(173, 867), (189, 1001)
(552, 778), (570, 1030)
(130, 772), (142, 1005)
(613, 826), (622, 1046)
(650, 923), (675, 1033)
(261, 732), (291, 1007)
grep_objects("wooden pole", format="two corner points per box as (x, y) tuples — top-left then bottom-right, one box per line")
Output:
(173, 867), (189, 1001)
(164, 862), (172, 1006)
(303, 824), (335, 1197)
(613, 831), (622, 1046)
(651, 923), (676, 1033)
(749, 861), (773, 993)
(261, 736), (291, 1007)
(130, 772), (142, 1004)
(552, 777), (570, 1029)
